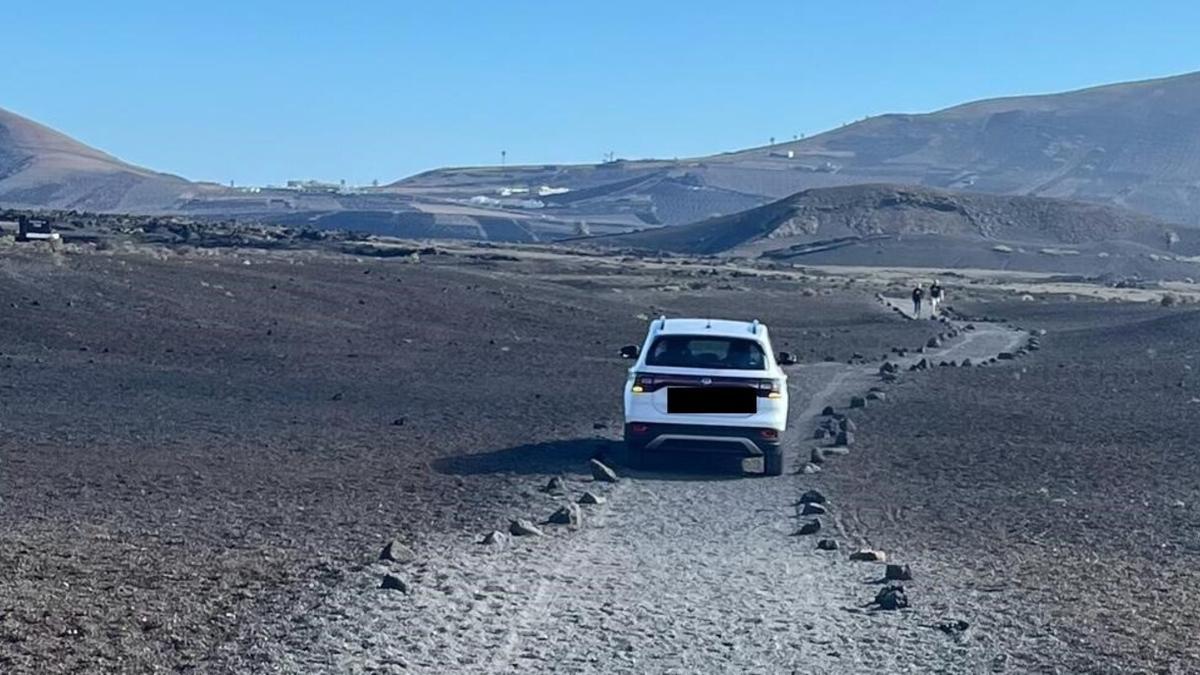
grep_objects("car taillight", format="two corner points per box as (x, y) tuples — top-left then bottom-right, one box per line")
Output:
(760, 429), (779, 440)
(630, 423), (650, 434)
(758, 379), (783, 399)
(631, 373), (656, 394)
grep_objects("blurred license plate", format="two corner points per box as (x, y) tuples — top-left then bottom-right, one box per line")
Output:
(667, 387), (755, 414)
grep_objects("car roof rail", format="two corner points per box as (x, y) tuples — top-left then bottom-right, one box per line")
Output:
(657, 315), (667, 331)
(750, 319), (760, 334)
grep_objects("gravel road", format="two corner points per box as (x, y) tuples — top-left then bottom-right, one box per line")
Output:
(254, 307), (1025, 673)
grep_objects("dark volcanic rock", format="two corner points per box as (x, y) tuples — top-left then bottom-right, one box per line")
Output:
(379, 539), (416, 563)
(873, 584), (909, 610)
(380, 574), (409, 592)
(481, 530), (507, 546)
(578, 491), (606, 505)
(801, 502), (827, 516)
(799, 489), (828, 504)
(834, 430), (854, 446)
(509, 519), (544, 537)
(796, 518), (822, 535)
(936, 619), (971, 635)
(817, 538), (839, 551)
(850, 548), (887, 562)
(885, 564), (913, 581)
(850, 396), (867, 408)
(821, 405), (836, 417)
(589, 459), (619, 483)
(548, 503), (582, 527)
(810, 447), (826, 464)
(543, 476), (567, 493)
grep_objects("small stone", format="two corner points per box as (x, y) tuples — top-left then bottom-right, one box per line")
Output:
(801, 502), (827, 516)
(873, 584), (908, 610)
(849, 396), (866, 409)
(821, 405), (835, 416)
(850, 548), (887, 562)
(543, 476), (567, 493)
(796, 518), (822, 536)
(961, 358), (973, 367)
(838, 418), (857, 432)
(935, 619), (971, 635)
(817, 539), (839, 551)
(834, 430), (854, 446)
(810, 447), (826, 464)
(592, 421), (607, 429)
(813, 428), (829, 440)
(927, 337), (942, 348)
(589, 459), (619, 483)
(380, 574), (408, 592)
(379, 540), (416, 563)
(481, 530), (507, 546)
(509, 519), (544, 537)
(997, 352), (1015, 360)
(866, 391), (885, 401)
(801, 462), (822, 474)
(886, 564), (913, 581)
(799, 489), (827, 504)
(823, 446), (850, 456)
(548, 503), (582, 527)
(578, 491), (606, 505)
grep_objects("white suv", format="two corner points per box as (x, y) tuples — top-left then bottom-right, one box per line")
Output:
(620, 317), (793, 475)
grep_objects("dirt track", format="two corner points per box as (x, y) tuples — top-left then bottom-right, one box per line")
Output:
(242, 305), (1025, 673)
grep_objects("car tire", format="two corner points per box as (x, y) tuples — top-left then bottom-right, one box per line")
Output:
(624, 442), (646, 470)
(763, 448), (785, 476)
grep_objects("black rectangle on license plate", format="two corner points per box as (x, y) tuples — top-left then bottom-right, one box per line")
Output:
(667, 387), (756, 414)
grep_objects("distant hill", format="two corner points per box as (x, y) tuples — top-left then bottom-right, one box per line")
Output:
(394, 71), (1200, 230)
(580, 184), (1200, 277)
(0, 107), (202, 212)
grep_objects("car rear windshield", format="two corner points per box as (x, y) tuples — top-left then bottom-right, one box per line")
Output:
(645, 335), (767, 370)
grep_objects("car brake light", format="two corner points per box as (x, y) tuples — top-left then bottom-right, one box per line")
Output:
(632, 373), (655, 393)
(630, 423), (650, 433)
(758, 379), (783, 399)
(760, 429), (778, 440)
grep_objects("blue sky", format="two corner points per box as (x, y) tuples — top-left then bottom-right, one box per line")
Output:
(4, 1), (1199, 185)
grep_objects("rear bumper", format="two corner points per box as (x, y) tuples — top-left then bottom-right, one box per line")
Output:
(624, 422), (781, 456)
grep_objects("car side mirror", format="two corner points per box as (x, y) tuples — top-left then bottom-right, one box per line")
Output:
(777, 351), (798, 366)
(619, 345), (640, 360)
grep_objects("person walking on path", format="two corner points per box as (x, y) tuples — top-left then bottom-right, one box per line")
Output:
(929, 280), (944, 317)
(911, 285), (925, 319)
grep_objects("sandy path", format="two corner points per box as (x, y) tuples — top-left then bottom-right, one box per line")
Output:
(261, 305), (1027, 674)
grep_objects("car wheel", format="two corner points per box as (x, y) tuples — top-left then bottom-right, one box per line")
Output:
(624, 442), (646, 470)
(763, 448), (784, 476)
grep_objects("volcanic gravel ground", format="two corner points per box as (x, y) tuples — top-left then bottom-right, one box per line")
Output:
(820, 298), (1200, 673)
(0, 247), (941, 673)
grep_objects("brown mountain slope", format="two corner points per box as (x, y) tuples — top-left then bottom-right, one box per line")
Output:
(0, 107), (201, 212)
